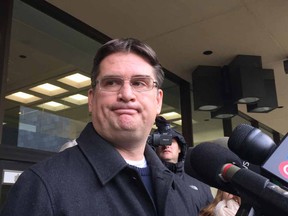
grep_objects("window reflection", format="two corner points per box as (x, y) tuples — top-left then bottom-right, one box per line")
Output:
(2, 0), (183, 152)
(2, 0), (98, 151)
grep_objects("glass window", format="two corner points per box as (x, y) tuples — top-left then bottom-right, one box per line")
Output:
(192, 109), (224, 145)
(160, 79), (182, 132)
(2, 0), (101, 152)
(2, 0), (186, 152)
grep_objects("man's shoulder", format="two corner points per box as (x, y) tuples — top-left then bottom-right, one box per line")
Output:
(29, 146), (85, 177)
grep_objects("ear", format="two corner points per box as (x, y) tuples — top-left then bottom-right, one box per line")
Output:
(156, 89), (163, 114)
(88, 88), (94, 112)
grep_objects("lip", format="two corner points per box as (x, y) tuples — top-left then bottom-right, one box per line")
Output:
(113, 108), (138, 115)
(111, 104), (140, 114)
(163, 149), (171, 153)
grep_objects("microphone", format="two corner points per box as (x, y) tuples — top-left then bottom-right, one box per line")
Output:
(222, 163), (288, 216)
(228, 124), (288, 187)
(186, 142), (288, 216)
(184, 142), (243, 195)
(228, 124), (276, 165)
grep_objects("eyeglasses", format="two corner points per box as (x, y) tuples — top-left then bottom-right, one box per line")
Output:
(95, 76), (159, 92)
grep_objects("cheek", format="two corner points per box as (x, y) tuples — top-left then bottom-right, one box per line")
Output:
(143, 92), (163, 114)
(88, 92), (104, 114)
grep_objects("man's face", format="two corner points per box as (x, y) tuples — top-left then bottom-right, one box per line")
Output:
(156, 138), (181, 163)
(88, 52), (163, 147)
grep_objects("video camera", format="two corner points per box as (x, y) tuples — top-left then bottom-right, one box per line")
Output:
(147, 116), (173, 147)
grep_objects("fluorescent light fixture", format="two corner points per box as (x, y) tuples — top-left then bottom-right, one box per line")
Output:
(171, 119), (198, 125)
(192, 119), (198, 124)
(172, 119), (182, 125)
(3, 170), (23, 184)
(152, 125), (157, 130)
(5, 92), (41, 103)
(161, 112), (181, 120)
(30, 83), (67, 96)
(62, 94), (88, 105)
(58, 73), (90, 88)
(37, 101), (70, 111)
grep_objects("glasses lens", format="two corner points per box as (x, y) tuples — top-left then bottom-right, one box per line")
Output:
(131, 77), (154, 91)
(100, 77), (123, 92)
(98, 76), (157, 92)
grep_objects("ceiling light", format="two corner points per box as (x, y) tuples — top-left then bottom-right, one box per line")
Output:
(58, 73), (90, 88)
(161, 112), (181, 120)
(3, 169), (23, 184)
(203, 50), (213, 55)
(192, 119), (198, 124)
(5, 92), (41, 103)
(37, 101), (70, 111)
(172, 119), (182, 125)
(30, 83), (67, 96)
(62, 94), (88, 105)
(210, 103), (238, 119)
(152, 125), (157, 130)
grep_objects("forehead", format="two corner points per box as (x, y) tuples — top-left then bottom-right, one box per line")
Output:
(98, 52), (155, 77)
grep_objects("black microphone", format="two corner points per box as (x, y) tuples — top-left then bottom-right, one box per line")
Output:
(186, 142), (288, 216)
(228, 124), (288, 187)
(184, 142), (242, 195)
(222, 163), (288, 216)
(228, 124), (276, 165)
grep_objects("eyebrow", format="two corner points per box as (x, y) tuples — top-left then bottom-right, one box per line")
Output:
(100, 75), (152, 79)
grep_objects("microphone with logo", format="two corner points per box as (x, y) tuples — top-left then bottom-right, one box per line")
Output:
(185, 142), (288, 216)
(228, 124), (288, 188)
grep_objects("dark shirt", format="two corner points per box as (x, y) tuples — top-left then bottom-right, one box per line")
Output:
(129, 165), (155, 200)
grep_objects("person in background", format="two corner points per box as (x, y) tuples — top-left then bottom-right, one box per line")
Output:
(1, 38), (198, 216)
(150, 116), (213, 214)
(199, 189), (241, 216)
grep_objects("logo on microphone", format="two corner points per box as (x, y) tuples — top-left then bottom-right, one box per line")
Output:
(278, 161), (288, 179)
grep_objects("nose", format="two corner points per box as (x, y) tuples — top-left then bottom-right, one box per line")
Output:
(117, 80), (136, 102)
(162, 145), (169, 150)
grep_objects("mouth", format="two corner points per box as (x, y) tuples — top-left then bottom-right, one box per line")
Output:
(111, 104), (140, 114)
(113, 108), (138, 115)
(163, 150), (171, 153)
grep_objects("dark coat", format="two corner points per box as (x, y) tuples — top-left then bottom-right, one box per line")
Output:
(1, 123), (198, 216)
(163, 161), (213, 213)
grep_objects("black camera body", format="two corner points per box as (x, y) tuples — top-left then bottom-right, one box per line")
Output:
(148, 116), (187, 161)
(147, 116), (173, 147)
(148, 132), (172, 147)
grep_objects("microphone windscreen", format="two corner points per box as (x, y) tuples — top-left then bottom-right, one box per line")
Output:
(228, 124), (276, 165)
(228, 124), (255, 158)
(185, 142), (242, 194)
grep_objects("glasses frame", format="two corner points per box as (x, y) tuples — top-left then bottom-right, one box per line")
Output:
(95, 76), (159, 92)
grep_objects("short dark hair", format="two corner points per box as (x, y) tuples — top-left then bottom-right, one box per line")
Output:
(91, 38), (164, 89)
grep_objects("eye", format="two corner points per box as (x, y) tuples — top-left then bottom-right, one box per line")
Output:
(101, 78), (122, 87)
(131, 78), (149, 87)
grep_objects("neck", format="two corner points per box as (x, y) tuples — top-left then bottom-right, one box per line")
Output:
(115, 144), (146, 161)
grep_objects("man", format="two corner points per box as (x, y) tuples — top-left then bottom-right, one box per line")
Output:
(1, 38), (198, 215)
(152, 116), (213, 213)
